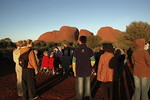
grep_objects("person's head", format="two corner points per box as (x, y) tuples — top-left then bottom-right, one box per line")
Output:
(16, 41), (23, 48)
(34, 50), (38, 55)
(43, 51), (48, 56)
(54, 47), (58, 52)
(134, 38), (145, 50)
(64, 43), (68, 47)
(26, 39), (33, 47)
(16, 40), (27, 48)
(102, 43), (114, 53)
(79, 36), (87, 44)
(50, 51), (54, 57)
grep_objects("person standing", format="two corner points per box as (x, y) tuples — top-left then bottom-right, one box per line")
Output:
(20, 39), (38, 100)
(40, 51), (50, 74)
(97, 43), (116, 100)
(132, 38), (150, 100)
(72, 36), (95, 100)
(13, 41), (24, 97)
(49, 51), (55, 75)
(33, 50), (40, 67)
(61, 43), (72, 75)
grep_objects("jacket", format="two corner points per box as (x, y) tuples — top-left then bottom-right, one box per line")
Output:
(20, 47), (38, 72)
(132, 38), (150, 77)
(41, 56), (49, 67)
(97, 52), (115, 82)
(49, 56), (54, 69)
(13, 48), (20, 67)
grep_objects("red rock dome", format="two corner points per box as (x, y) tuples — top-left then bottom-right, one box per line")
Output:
(38, 26), (79, 42)
(79, 29), (93, 38)
(97, 27), (121, 42)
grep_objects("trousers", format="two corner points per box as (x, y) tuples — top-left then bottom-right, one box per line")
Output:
(132, 75), (150, 100)
(22, 68), (37, 100)
(76, 76), (92, 100)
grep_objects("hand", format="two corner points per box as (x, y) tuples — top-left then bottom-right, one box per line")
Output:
(69, 65), (72, 68)
(74, 73), (76, 77)
(35, 70), (38, 74)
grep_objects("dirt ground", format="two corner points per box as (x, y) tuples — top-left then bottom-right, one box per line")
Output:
(0, 58), (149, 100)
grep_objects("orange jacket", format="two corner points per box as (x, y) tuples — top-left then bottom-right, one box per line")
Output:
(20, 47), (38, 73)
(97, 52), (114, 82)
(132, 38), (150, 77)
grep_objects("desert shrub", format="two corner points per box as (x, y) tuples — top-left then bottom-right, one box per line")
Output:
(86, 35), (102, 51)
(116, 21), (150, 50)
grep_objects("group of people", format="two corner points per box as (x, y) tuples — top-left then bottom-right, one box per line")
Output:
(72, 36), (150, 100)
(40, 51), (55, 75)
(13, 36), (150, 100)
(13, 39), (73, 100)
(40, 43), (73, 75)
(13, 39), (38, 100)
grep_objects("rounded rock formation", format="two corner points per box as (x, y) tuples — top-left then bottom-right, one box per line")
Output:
(79, 29), (93, 38)
(97, 27), (121, 42)
(38, 26), (79, 42)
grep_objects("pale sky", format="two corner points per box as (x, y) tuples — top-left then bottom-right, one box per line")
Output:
(0, 0), (150, 42)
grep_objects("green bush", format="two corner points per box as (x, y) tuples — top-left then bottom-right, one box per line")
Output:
(116, 21), (150, 50)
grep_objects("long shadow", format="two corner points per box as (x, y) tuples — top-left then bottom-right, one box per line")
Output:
(37, 74), (68, 96)
(91, 80), (101, 98)
(91, 76), (101, 98)
(119, 66), (130, 100)
(124, 64), (134, 99)
(37, 74), (61, 89)
(0, 58), (15, 77)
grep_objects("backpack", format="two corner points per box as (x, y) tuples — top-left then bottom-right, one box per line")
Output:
(19, 49), (32, 68)
(62, 47), (71, 56)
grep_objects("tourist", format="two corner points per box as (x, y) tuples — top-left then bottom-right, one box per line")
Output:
(20, 39), (38, 100)
(131, 38), (150, 100)
(13, 41), (24, 97)
(72, 36), (95, 100)
(97, 43), (116, 100)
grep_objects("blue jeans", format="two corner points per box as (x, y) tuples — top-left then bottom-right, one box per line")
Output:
(132, 75), (150, 100)
(76, 76), (92, 100)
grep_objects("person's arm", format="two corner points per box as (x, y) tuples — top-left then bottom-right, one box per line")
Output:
(90, 50), (95, 67)
(72, 56), (76, 77)
(13, 50), (17, 63)
(90, 56), (95, 67)
(97, 55), (104, 76)
(29, 51), (38, 74)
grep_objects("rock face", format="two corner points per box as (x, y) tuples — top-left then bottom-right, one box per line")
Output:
(97, 27), (121, 42)
(59, 26), (79, 41)
(38, 26), (122, 43)
(38, 26), (79, 42)
(79, 29), (93, 38)
(38, 31), (59, 42)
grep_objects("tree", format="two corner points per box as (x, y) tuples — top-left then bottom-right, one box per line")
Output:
(46, 42), (58, 48)
(1, 38), (12, 42)
(0, 38), (15, 49)
(40, 41), (46, 47)
(86, 35), (102, 51)
(116, 21), (150, 50)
